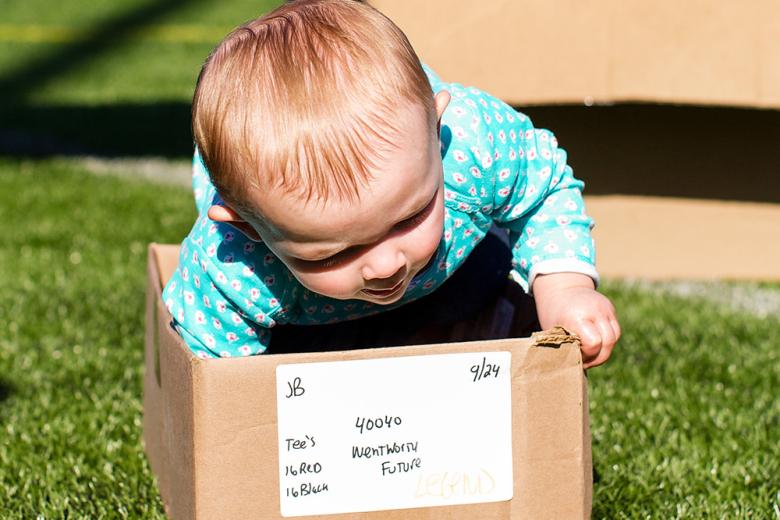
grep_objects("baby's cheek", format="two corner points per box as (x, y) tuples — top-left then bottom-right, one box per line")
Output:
(413, 207), (445, 262)
(295, 269), (358, 300)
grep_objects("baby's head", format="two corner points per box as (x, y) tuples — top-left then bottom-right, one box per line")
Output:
(193, 0), (450, 304)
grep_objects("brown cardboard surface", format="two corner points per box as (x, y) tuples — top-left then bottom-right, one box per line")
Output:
(371, 0), (780, 109)
(587, 195), (780, 280)
(144, 244), (592, 519)
(145, 245), (198, 520)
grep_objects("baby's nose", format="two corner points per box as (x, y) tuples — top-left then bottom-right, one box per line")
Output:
(361, 249), (406, 282)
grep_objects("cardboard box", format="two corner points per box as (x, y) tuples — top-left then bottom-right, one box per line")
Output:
(144, 244), (592, 519)
(369, 1), (780, 282)
(586, 195), (780, 281)
(372, 0), (780, 110)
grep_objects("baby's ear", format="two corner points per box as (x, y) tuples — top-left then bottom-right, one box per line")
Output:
(207, 204), (263, 242)
(434, 90), (451, 122)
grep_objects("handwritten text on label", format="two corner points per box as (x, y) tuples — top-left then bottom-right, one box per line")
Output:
(276, 351), (512, 516)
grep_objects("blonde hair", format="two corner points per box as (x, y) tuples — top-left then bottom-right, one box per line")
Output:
(192, 0), (435, 214)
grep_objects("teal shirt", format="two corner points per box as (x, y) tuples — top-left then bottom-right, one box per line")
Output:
(163, 67), (598, 358)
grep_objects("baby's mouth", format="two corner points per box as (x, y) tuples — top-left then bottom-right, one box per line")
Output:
(361, 278), (406, 298)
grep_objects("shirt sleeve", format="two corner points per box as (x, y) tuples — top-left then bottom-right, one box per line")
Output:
(162, 238), (278, 358)
(453, 88), (599, 292)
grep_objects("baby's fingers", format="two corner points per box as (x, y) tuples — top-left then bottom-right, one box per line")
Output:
(610, 317), (622, 345)
(576, 320), (602, 366)
(583, 319), (618, 369)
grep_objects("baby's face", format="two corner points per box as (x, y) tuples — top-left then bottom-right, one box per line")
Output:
(249, 107), (444, 305)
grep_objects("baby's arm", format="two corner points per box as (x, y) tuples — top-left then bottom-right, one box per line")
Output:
(162, 248), (276, 359)
(498, 125), (619, 367)
(462, 94), (619, 367)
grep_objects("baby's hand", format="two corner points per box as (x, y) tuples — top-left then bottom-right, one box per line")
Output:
(531, 272), (620, 369)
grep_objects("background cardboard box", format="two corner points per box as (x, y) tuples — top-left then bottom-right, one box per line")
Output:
(372, 0), (780, 282)
(372, 0), (780, 109)
(144, 244), (592, 519)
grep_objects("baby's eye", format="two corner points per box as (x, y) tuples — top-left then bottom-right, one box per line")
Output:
(318, 255), (340, 269)
(395, 191), (437, 232)
(310, 247), (360, 269)
(396, 208), (428, 231)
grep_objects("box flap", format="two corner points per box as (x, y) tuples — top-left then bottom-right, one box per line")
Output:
(153, 243), (180, 288)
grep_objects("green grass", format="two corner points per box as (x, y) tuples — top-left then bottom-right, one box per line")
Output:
(590, 283), (780, 518)
(0, 159), (777, 517)
(0, 159), (196, 517)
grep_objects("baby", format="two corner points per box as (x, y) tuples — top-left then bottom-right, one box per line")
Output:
(163, 0), (620, 367)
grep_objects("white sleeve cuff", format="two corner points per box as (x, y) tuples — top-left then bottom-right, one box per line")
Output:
(526, 259), (600, 294)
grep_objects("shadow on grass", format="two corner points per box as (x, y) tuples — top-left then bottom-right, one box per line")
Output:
(7, 101), (778, 205)
(0, 103), (193, 158)
(3, 98), (780, 202)
(0, 379), (15, 405)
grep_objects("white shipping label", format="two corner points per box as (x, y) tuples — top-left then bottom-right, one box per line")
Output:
(276, 351), (513, 517)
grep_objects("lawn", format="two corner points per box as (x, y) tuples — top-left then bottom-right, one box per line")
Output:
(0, 0), (778, 517)
(0, 160), (193, 517)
